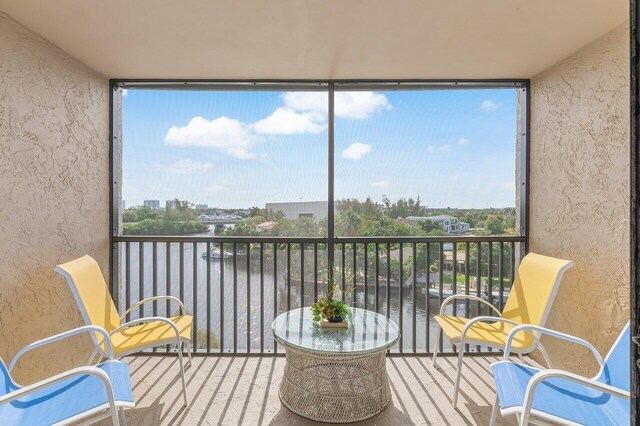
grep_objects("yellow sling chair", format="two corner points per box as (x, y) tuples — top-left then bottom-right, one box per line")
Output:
(432, 252), (573, 409)
(55, 255), (193, 406)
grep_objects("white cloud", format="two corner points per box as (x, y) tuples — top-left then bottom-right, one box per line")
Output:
(335, 92), (392, 119)
(282, 92), (328, 114)
(480, 100), (498, 111)
(282, 91), (392, 120)
(449, 175), (460, 183)
(253, 107), (326, 134)
(458, 138), (469, 145)
(426, 145), (435, 153)
(121, 89), (128, 97)
(163, 159), (213, 175)
(164, 116), (260, 159)
(166, 92), (391, 157)
(342, 142), (372, 160)
(438, 145), (451, 153)
(373, 179), (391, 188)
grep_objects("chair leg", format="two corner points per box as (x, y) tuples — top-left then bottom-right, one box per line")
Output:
(489, 393), (499, 426)
(110, 405), (120, 426)
(432, 325), (442, 369)
(182, 340), (193, 368)
(119, 407), (127, 426)
(177, 341), (188, 406)
(452, 344), (465, 409)
(187, 341), (193, 367)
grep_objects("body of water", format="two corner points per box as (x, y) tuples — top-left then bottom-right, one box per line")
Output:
(119, 237), (485, 353)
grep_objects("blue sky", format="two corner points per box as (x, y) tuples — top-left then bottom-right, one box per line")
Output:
(122, 88), (517, 209)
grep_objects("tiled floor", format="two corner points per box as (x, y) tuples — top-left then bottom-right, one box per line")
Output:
(104, 354), (521, 425)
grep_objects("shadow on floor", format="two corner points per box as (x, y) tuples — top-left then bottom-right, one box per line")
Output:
(118, 402), (164, 426)
(464, 401), (516, 426)
(269, 402), (416, 426)
(111, 354), (524, 425)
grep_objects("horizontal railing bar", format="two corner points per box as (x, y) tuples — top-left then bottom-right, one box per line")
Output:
(114, 236), (328, 243)
(337, 236), (524, 243)
(133, 350), (500, 358)
(114, 235), (525, 243)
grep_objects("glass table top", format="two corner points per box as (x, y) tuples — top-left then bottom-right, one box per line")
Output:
(272, 307), (400, 354)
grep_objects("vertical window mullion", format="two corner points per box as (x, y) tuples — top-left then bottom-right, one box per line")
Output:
(328, 82), (335, 272)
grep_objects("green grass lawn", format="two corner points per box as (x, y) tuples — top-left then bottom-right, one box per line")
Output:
(441, 272), (511, 288)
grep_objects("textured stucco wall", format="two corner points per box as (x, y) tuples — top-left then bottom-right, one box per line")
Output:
(0, 14), (109, 384)
(529, 23), (629, 374)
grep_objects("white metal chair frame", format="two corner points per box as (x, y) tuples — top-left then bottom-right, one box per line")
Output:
(91, 295), (193, 406)
(2, 325), (131, 426)
(432, 294), (554, 408)
(490, 324), (630, 426)
(56, 260), (194, 407)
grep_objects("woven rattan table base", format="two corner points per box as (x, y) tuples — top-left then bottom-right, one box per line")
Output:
(278, 345), (392, 423)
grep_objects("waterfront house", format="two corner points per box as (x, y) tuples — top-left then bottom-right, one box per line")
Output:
(443, 250), (467, 273)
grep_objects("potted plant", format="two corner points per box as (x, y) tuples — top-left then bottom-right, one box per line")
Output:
(311, 264), (353, 328)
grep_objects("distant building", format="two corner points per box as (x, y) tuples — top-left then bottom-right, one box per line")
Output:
(122, 200), (126, 210)
(266, 201), (328, 220)
(406, 215), (469, 234)
(195, 204), (208, 210)
(443, 251), (467, 273)
(143, 199), (160, 210)
(166, 200), (178, 209)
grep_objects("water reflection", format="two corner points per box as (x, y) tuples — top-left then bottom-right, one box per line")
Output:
(120, 241), (482, 353)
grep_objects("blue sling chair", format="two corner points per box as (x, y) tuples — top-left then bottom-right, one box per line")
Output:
(491, 322), (630, 425)
(0, 325), (134, 425)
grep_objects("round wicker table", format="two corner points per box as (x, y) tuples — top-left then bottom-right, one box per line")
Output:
(272, 307), (400, 423)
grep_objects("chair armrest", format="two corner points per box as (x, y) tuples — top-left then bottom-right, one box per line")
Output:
(459, 316), (519, 345)
(111, 317), (183, 341)
(503, 324), (603, 367)
(439, 294), (501, 316)
(0, 365), (117, 409)
(519, 369), (630, 426)
(120, 296), (186, 321)
(9, 326), (113, 373)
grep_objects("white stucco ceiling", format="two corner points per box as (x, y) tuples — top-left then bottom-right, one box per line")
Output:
(0, 0), (628, 80)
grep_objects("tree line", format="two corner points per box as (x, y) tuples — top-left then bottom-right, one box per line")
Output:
(122, 196), (516, 237)
(122, 199), (207, 235)
(221, 197), (515, 237)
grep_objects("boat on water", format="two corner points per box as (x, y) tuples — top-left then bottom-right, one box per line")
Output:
(201, 250), (233, 260)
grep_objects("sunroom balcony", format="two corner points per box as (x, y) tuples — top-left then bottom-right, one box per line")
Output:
(0, 1), (635, 425)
